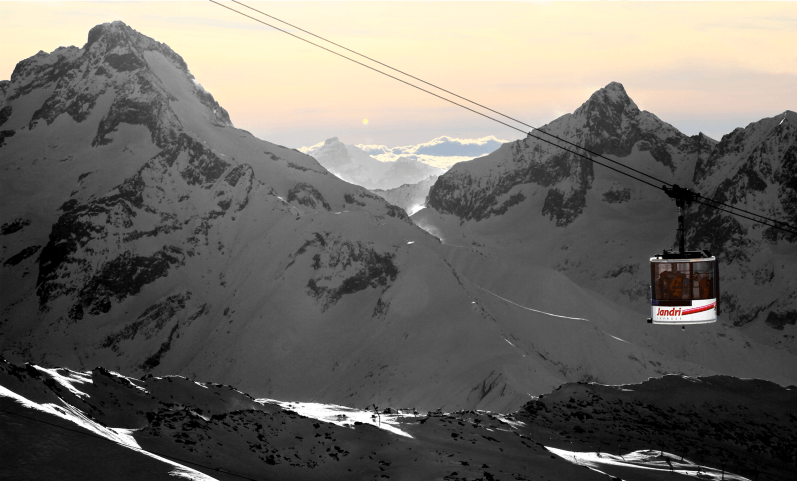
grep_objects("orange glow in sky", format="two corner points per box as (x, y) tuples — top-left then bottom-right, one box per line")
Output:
(1, 1), (795, 148)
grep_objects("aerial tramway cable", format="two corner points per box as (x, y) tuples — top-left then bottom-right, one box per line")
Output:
(208, 0), (797, 236)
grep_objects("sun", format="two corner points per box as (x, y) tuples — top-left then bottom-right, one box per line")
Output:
(362, 118), (369, 125)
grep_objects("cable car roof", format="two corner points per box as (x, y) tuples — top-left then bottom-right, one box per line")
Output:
(651, 249), (714, 261)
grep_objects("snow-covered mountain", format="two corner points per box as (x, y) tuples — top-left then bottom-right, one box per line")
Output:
(372, 175), (439, 216)
(4, 358), (794, 480)
(425, 82), (704, 225)
(300, 137), (444, 190)
(414, 82), (797, 363)
(2, 25), (795, 416)
(688, 111), (797, 346)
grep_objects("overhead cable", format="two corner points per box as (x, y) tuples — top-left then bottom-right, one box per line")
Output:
(227, 0), (665, 186)
(209, 1), (797, 236)
(227, 1), (797, 234)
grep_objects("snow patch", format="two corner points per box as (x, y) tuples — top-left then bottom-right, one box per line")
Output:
(406, 204), (425, 216)
(546, 447), (750, 480)
(258, 399), (413, 438)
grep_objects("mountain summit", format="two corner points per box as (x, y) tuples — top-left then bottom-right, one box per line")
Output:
(417, 81), (796, 358)
(303, 137), (444, 189)
(2, 24), (728, 412)
(3, 21), (231, 149)
(426, 81), (709, 226)
(2, 26), (795, 413)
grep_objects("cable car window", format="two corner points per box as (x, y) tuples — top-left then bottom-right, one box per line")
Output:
(653, 262), (692, 300)
(653, 260), (716, 301)
(654, 262), (676, 300)
(692, 261), (714, 300)
(673, 262), (691, 300)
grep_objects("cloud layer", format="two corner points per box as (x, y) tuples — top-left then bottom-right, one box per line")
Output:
(355, 135), (509, 169)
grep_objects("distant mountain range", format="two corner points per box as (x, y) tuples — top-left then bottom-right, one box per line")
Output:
(299, 137), (444, 190)
(1, 22), (795, 416)
(357, 135), (508, 169)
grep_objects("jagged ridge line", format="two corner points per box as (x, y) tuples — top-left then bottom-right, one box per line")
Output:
(230, 0), (797, 233)
(209, 1), (797, 235)
(230, 0), (666, 186)
(210, 3), (662, 195)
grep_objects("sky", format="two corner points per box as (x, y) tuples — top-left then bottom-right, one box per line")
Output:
(1, 1), (795, 149)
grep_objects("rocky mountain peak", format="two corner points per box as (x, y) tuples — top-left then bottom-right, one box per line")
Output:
(84, 20), (188, 73)
(86, 21), (136, 49)
(324, 137), (341, 145)
(2, 21), (232, 146)
(574, 81), (640, 129)
(427, 82), (708, 226)
(696, 132), (717, 142)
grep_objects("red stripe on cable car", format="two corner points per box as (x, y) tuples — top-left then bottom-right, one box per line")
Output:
(682, 302), (715, 316)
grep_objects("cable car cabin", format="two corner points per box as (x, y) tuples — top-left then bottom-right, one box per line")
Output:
(649, 250), (719, 325)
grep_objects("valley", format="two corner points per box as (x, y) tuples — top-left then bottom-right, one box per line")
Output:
(1, 19), (796, 481)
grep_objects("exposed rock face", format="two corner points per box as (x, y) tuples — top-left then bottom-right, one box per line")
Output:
(1, 218), (30, 236)
(417, 83), (795, 355)
(0, 21), (444, 407)
(688, 111), (797, 330)
(34, 132), (256, 318)
(427, 82), (701, 225)
(290, 233), (399, 312)
(420, 83), (797, 342)
(10, 21), (230, 150)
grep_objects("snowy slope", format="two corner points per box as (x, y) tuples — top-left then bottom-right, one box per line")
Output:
(2, 25), (794, 415)
(414, 82), (797, 379)
(301, 137), (444, 190)
(4, 358), (790, 480)
(372, 175), (439, 215)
